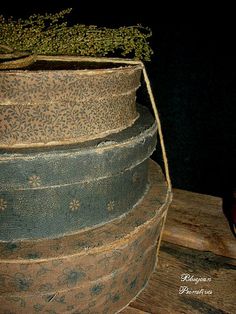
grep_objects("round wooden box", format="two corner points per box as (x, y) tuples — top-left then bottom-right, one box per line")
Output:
(0, 160), (171, 313)
(0, 106), (157, 240)
(0, 56), (142, 148)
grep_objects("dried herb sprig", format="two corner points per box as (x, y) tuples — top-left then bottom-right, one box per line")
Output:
(0, 8), (153, 61)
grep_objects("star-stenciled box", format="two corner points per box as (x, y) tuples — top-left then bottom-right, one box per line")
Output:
(0, 106), (157, 240)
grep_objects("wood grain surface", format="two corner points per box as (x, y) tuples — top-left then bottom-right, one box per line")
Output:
(120, 189), (236, 314)
(123, 242), (236, 314)
(163, 189), (236, 260)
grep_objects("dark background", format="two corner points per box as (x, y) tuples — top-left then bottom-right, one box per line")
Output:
(2, 1), (236, 198)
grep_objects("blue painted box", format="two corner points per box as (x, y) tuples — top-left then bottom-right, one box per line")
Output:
(0, 105), (157, 240)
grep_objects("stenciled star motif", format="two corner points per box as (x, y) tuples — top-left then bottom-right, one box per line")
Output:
(107, 200), (115, 212)
(28, 175), (41, 188)
(0, 198), (7, 212)
(69, 199), (80, 212)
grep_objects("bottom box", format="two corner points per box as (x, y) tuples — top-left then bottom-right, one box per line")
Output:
(0, 160), (172, 314)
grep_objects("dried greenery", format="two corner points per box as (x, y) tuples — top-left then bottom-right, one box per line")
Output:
(0, 8), (153, 61)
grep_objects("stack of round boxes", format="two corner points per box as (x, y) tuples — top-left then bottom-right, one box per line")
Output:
(0, 57), (170, 313)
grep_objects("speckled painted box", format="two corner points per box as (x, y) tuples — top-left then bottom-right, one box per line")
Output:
(0, 106), (157, 241)
(0, 56), (142, 148)
(0, 160), (171, 314)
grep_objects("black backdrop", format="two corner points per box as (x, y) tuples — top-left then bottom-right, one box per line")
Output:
(2, 1), (236, 197)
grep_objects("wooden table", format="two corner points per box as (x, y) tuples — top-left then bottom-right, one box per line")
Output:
(120, 189), (236, 314)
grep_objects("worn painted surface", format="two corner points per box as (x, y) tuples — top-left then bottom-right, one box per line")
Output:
(0, 160), (171, 313)
(0, 106), (157, 240)
(0, 57), (142, 147)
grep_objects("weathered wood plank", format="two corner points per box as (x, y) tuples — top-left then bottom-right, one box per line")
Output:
(120, 306), (150, 313)
(125, 242), (236, 314)
(163, 189), (236, 259)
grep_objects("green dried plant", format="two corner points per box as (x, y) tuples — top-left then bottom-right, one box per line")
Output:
(0, 8), (153, 62)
